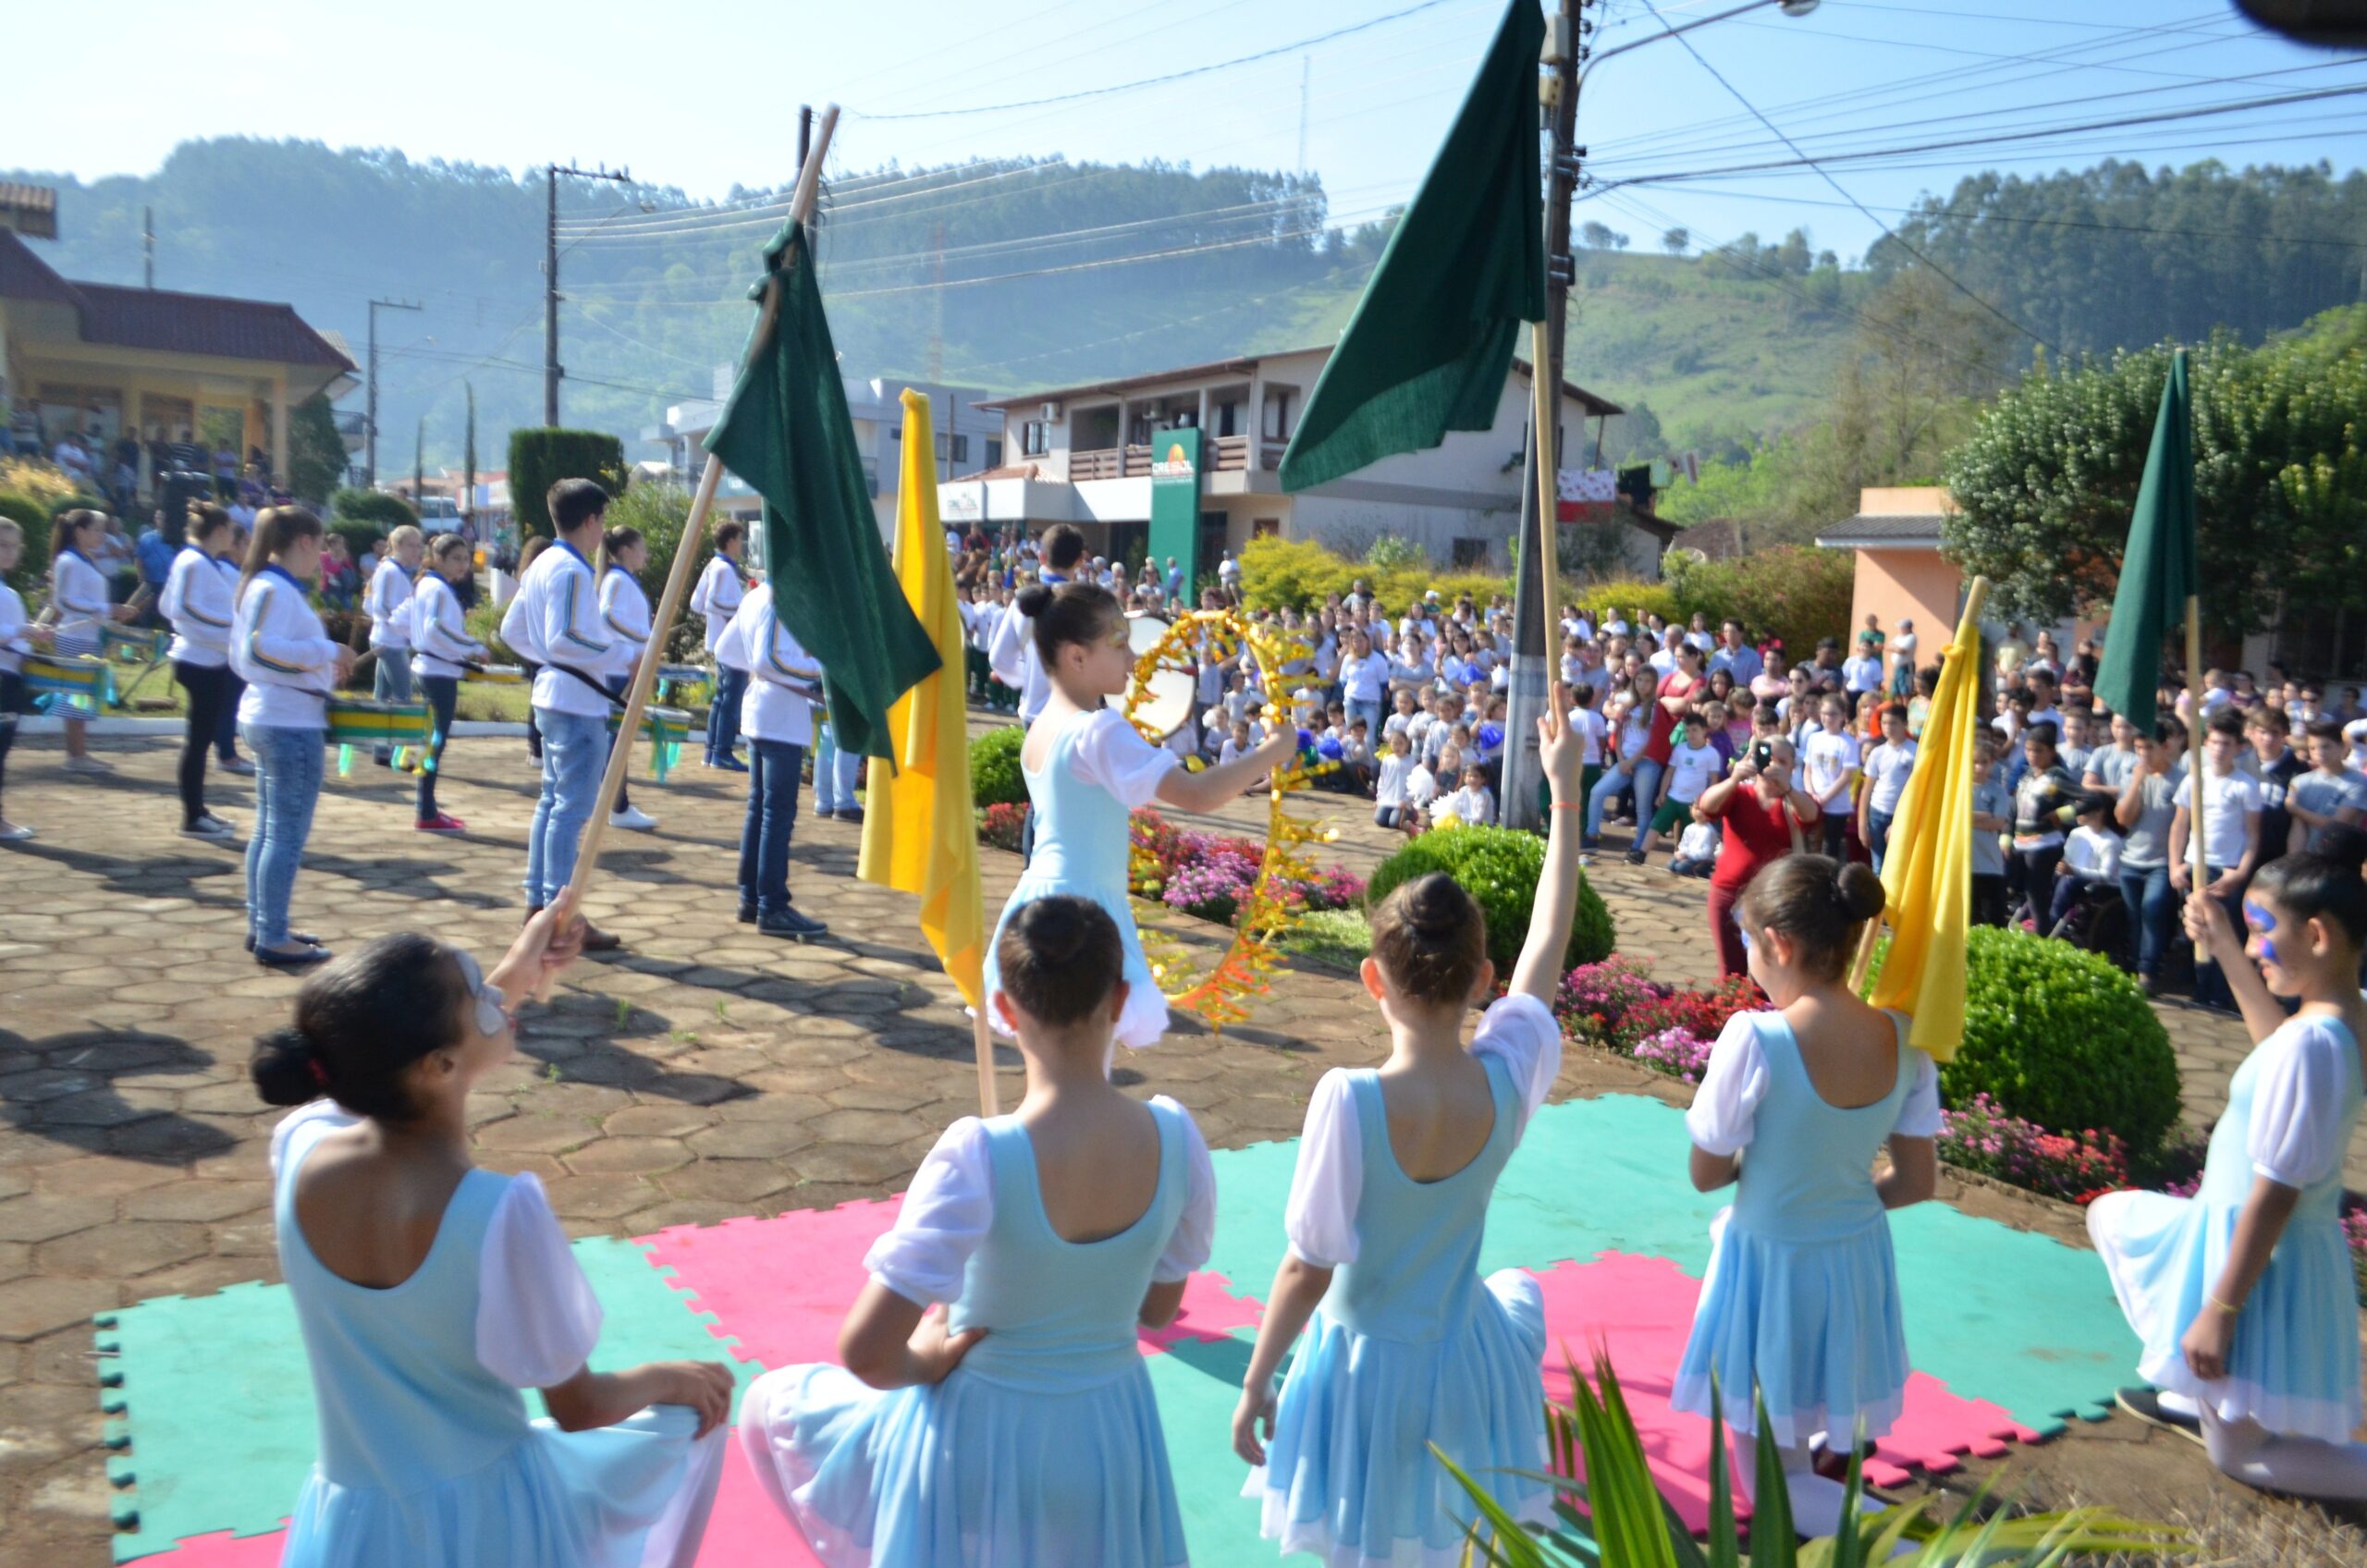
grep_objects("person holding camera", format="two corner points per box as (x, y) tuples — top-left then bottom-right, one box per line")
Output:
(1694, 736), (1821, 979)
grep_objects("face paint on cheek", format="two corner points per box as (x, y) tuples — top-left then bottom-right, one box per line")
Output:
(2243, 898), (2280, 967)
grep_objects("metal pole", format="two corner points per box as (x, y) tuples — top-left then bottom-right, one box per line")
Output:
(545, 165), (561, 426)
(143, 206), (154, 289)
(1502, 0), (1584, 832)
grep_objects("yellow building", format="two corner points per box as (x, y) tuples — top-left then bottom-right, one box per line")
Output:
(0, 228), (353, 483)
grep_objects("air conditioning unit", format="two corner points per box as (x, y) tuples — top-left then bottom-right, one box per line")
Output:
(1039, 401), (1062, 422)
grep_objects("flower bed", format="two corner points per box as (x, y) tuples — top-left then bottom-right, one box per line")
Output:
(1556, 956), (1757, 1057)
(979, 803), (1367, 932)
(1936, 1094), (2129, 1205)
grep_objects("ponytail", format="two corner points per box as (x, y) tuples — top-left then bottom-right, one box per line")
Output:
(239, 507), (324, 596)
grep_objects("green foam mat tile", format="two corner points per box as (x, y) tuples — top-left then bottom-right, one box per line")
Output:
(1143, 1329), (1269, 1565)
(93, 1281), (311, 1562)
(99, 1236), (743, 1562)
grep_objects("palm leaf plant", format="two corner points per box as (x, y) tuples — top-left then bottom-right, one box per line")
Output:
(1435, 1352), (2190, 1566)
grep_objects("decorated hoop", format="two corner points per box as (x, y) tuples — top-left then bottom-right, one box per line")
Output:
(1121, 608), (1338, 1030)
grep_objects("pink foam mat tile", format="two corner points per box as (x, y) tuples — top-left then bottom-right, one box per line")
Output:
(1142, 1270), (1266, 1356)
(133, 1527), (289, 1567)
(638, 1201), (905, 1369)
(1531, 1253), (2046, 1527)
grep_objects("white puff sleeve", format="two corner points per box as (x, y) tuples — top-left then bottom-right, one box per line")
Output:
(268, 1100), (359, 1178)
(864, 1118), (995, 1307)
(1470, 994), (1563, 1139)
(476, 1173), (604, 1389)
(2247, 1019), (2355, 1190)
(1152, 1096), (1218, 1284)
(1684, 1012), (1773, 1158)
(1894, 1050), (1944, 1139)
(1070, 708), (1182, 808)
(1283, 1072), (1366, 1268)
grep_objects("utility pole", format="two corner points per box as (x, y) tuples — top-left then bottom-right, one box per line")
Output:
(1502, 0), (1585, 833)
(545, 161), (634, 427)
(364, 297), (423, 490)
(1297, 56), (1311, 174)
(142, 206), (154, 289)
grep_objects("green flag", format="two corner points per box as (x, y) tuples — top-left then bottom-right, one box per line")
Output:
(705, 223), (939, 758)
(2091, 348), (2197, 730)
(1279, 0), (1546, 493)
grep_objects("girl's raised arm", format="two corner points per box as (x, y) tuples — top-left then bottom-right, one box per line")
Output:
(1511, 684), (1587, 1006)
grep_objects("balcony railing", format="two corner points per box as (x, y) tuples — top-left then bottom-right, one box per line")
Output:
(1071, 436), (1270, 479)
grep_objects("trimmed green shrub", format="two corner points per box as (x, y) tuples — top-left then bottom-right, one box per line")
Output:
(601, 478), (705, 661)
(1661, 544), (1853, 662)
(330, 488), (420, 532)
(1870, 925), (2182, 1159)
(970, 725), (1027, 807)
(1572, 578), (1684, 630)
(509, 429), (628, 539)
(1367, 825), (1615, 978)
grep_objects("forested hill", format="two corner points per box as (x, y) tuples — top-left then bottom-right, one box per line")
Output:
(6, 139), (2361, 468)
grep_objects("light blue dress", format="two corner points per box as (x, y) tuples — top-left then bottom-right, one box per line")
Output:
(273, 1107), (724, 1568)
(740, 1100), (1202, 1568)
(984, 707), (1175, 1050)
(2089, 1014), (2363, 1440)
(1250, 997), (1558, 1568)
(1673, 1009), (1936, 1448)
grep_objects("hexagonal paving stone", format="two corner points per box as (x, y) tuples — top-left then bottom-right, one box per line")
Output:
(0, 1196), (116, 1247)
(0, 1277), (120, 1341)
(34, 1220), (210, 1280)
(561, 1137), (692, 1177)
(684, 1121), (818, 1161)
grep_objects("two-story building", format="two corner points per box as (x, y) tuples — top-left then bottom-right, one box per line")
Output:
(938, 343), (1672, 586)
(647, 369), (1004, 537)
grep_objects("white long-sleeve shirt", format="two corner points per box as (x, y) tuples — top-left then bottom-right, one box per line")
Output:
(987, 570), (1067, 722)
(719, 582), (821, 746)
(598, 566), (653, 684)
(365, 557), (415, 650)
(499, 540), (620, 718)
(0, 581), (31, 676)
(689, 554), (747, 661)
(411, 573), (488, 680)
(232, 564), (341, 729)
(49, 548), (111, 646)
(161, 546), (234, 668)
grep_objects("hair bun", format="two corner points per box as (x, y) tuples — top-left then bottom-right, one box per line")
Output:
(1015, 583), (1053, 619)
(250, 1024), (328, 1108)
(1835, 861), (1887, 924)
(1406, 872), (1472, 937)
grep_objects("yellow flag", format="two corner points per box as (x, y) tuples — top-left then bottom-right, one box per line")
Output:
(1866, 580), (1990, 1062)
(857, 390), (985, 1009)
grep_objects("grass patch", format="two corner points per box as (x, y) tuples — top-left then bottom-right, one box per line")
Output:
(1278, 908), (1370, 974)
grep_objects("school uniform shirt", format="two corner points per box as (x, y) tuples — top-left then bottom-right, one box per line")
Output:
(690, 555), (747, 658)
(1970, 778), (2013, 877)
(232, 565), (341, 729)
(1863, 739), (1918, 817)
(2084, 743), (2140, 793)
(2189, 768), (2262, 869)
(1568, 705), (1608, 767)
(1439, 784), (1494, 827)
(2289, 769), (2367, 852)
(1373, 753), (1417, 809)
(160, 546), (234, 668)
(1663, 741), (1723, 805)
(1676, 820), (1722, 861)
(2243, 747), (2307, 859)
(1801, 728), (1861, 813)
(2063, 823), (2123, 881)
(720, 583), (821, 747)
(597, 567), (653, 687)
(365, 557), (415, 650)
(49, 547), (112, 645)
(499, 541), (620, 719)
(987, 569), (1067, 722)
(1840, 655), (1882, 694)
(411, 574), (488, 680)
(0, 580), (31, 676)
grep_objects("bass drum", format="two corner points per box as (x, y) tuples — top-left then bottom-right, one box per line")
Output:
(1127, 613), (1198, 741)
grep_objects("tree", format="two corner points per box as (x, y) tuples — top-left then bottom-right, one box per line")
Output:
(1774, 227), (1814, 276)
(1605, 399), (1665, 465)
(287, 393), (347, 505)
(1580, 220), (1619, 251)
(1943, 314), (2367, 636)
(1661, 227), (1689, 255)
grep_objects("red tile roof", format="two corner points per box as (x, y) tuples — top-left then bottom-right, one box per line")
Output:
(0, 231), (352, 371)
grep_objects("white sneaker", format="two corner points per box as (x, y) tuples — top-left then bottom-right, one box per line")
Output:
(62, 756), (113, 776)
(179, 815), (237, 840)
(609, 806), (659, 831)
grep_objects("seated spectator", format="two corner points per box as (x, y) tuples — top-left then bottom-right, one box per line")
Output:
(2048, 792), (2123, 934)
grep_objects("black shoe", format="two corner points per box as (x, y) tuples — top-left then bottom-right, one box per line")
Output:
(832, 807), (865, 825)
(1625, 848), (1648, 865)
(244, 930), (322, 953)
(2115, 1386), (2203, 1446)
(757, 906), (828, 941)
(736, 901), (757, 925)
(255, 942), (331, 969)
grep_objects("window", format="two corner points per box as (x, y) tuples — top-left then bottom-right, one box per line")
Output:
(1216, 399), (1242, 438)
(951, 434), (970, 463)
(889, 425), (901, 442)
(1452, 537), (1490, 568)
(1253, 517), (1282, 540)
(1261, 389), (1294, 441)
(986, 438), (1004, 468)
(935, 432), (950, 460)
(1022, 421), (1051, 457)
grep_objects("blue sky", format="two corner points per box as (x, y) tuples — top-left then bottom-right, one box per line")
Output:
(12, 0), (2366, 266)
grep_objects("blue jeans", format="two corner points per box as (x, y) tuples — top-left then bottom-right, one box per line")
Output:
(813, 721), (864, 813)
(739, 739), (805, 915)
(1587, 757), (1661, 840)
(2119, 864), (2175, 978)
(705, 665), (749, 763)
(242, 723), (324, 947)
(1868, 807), (1895, 873)
(1345, 696), (1384, 746)
(524, 707), (607, 908)
(372, 646), (414, 761)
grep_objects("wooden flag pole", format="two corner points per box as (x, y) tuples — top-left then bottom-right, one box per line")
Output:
(1529, 321), (1562, 611)
(538, 107), (840, 989)
(2184, 594), (2208, 901)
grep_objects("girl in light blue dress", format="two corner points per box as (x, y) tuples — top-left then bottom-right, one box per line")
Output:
(252, 912), (732, 1567)
(1674, 853), (1941, 1537)
(1233, 690), (1590, 1567)
(2090, 830), (2367, 1499)
(740, 895), (1220, 1566)
(985, 583), (1296, 1051)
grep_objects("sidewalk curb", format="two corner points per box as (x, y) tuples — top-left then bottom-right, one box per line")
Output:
(14, 717), (530, 739)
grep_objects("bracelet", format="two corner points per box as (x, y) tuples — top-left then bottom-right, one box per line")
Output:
(1550, 801), (1585, 812)
(2207, 1292), (2243, 1317)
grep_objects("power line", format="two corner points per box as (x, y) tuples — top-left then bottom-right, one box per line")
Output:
(849, 0), (1465, 120)
(1629, 182), (2367, 250)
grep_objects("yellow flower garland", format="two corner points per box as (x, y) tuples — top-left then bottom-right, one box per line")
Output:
(1122, 609), (1340, 1030)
